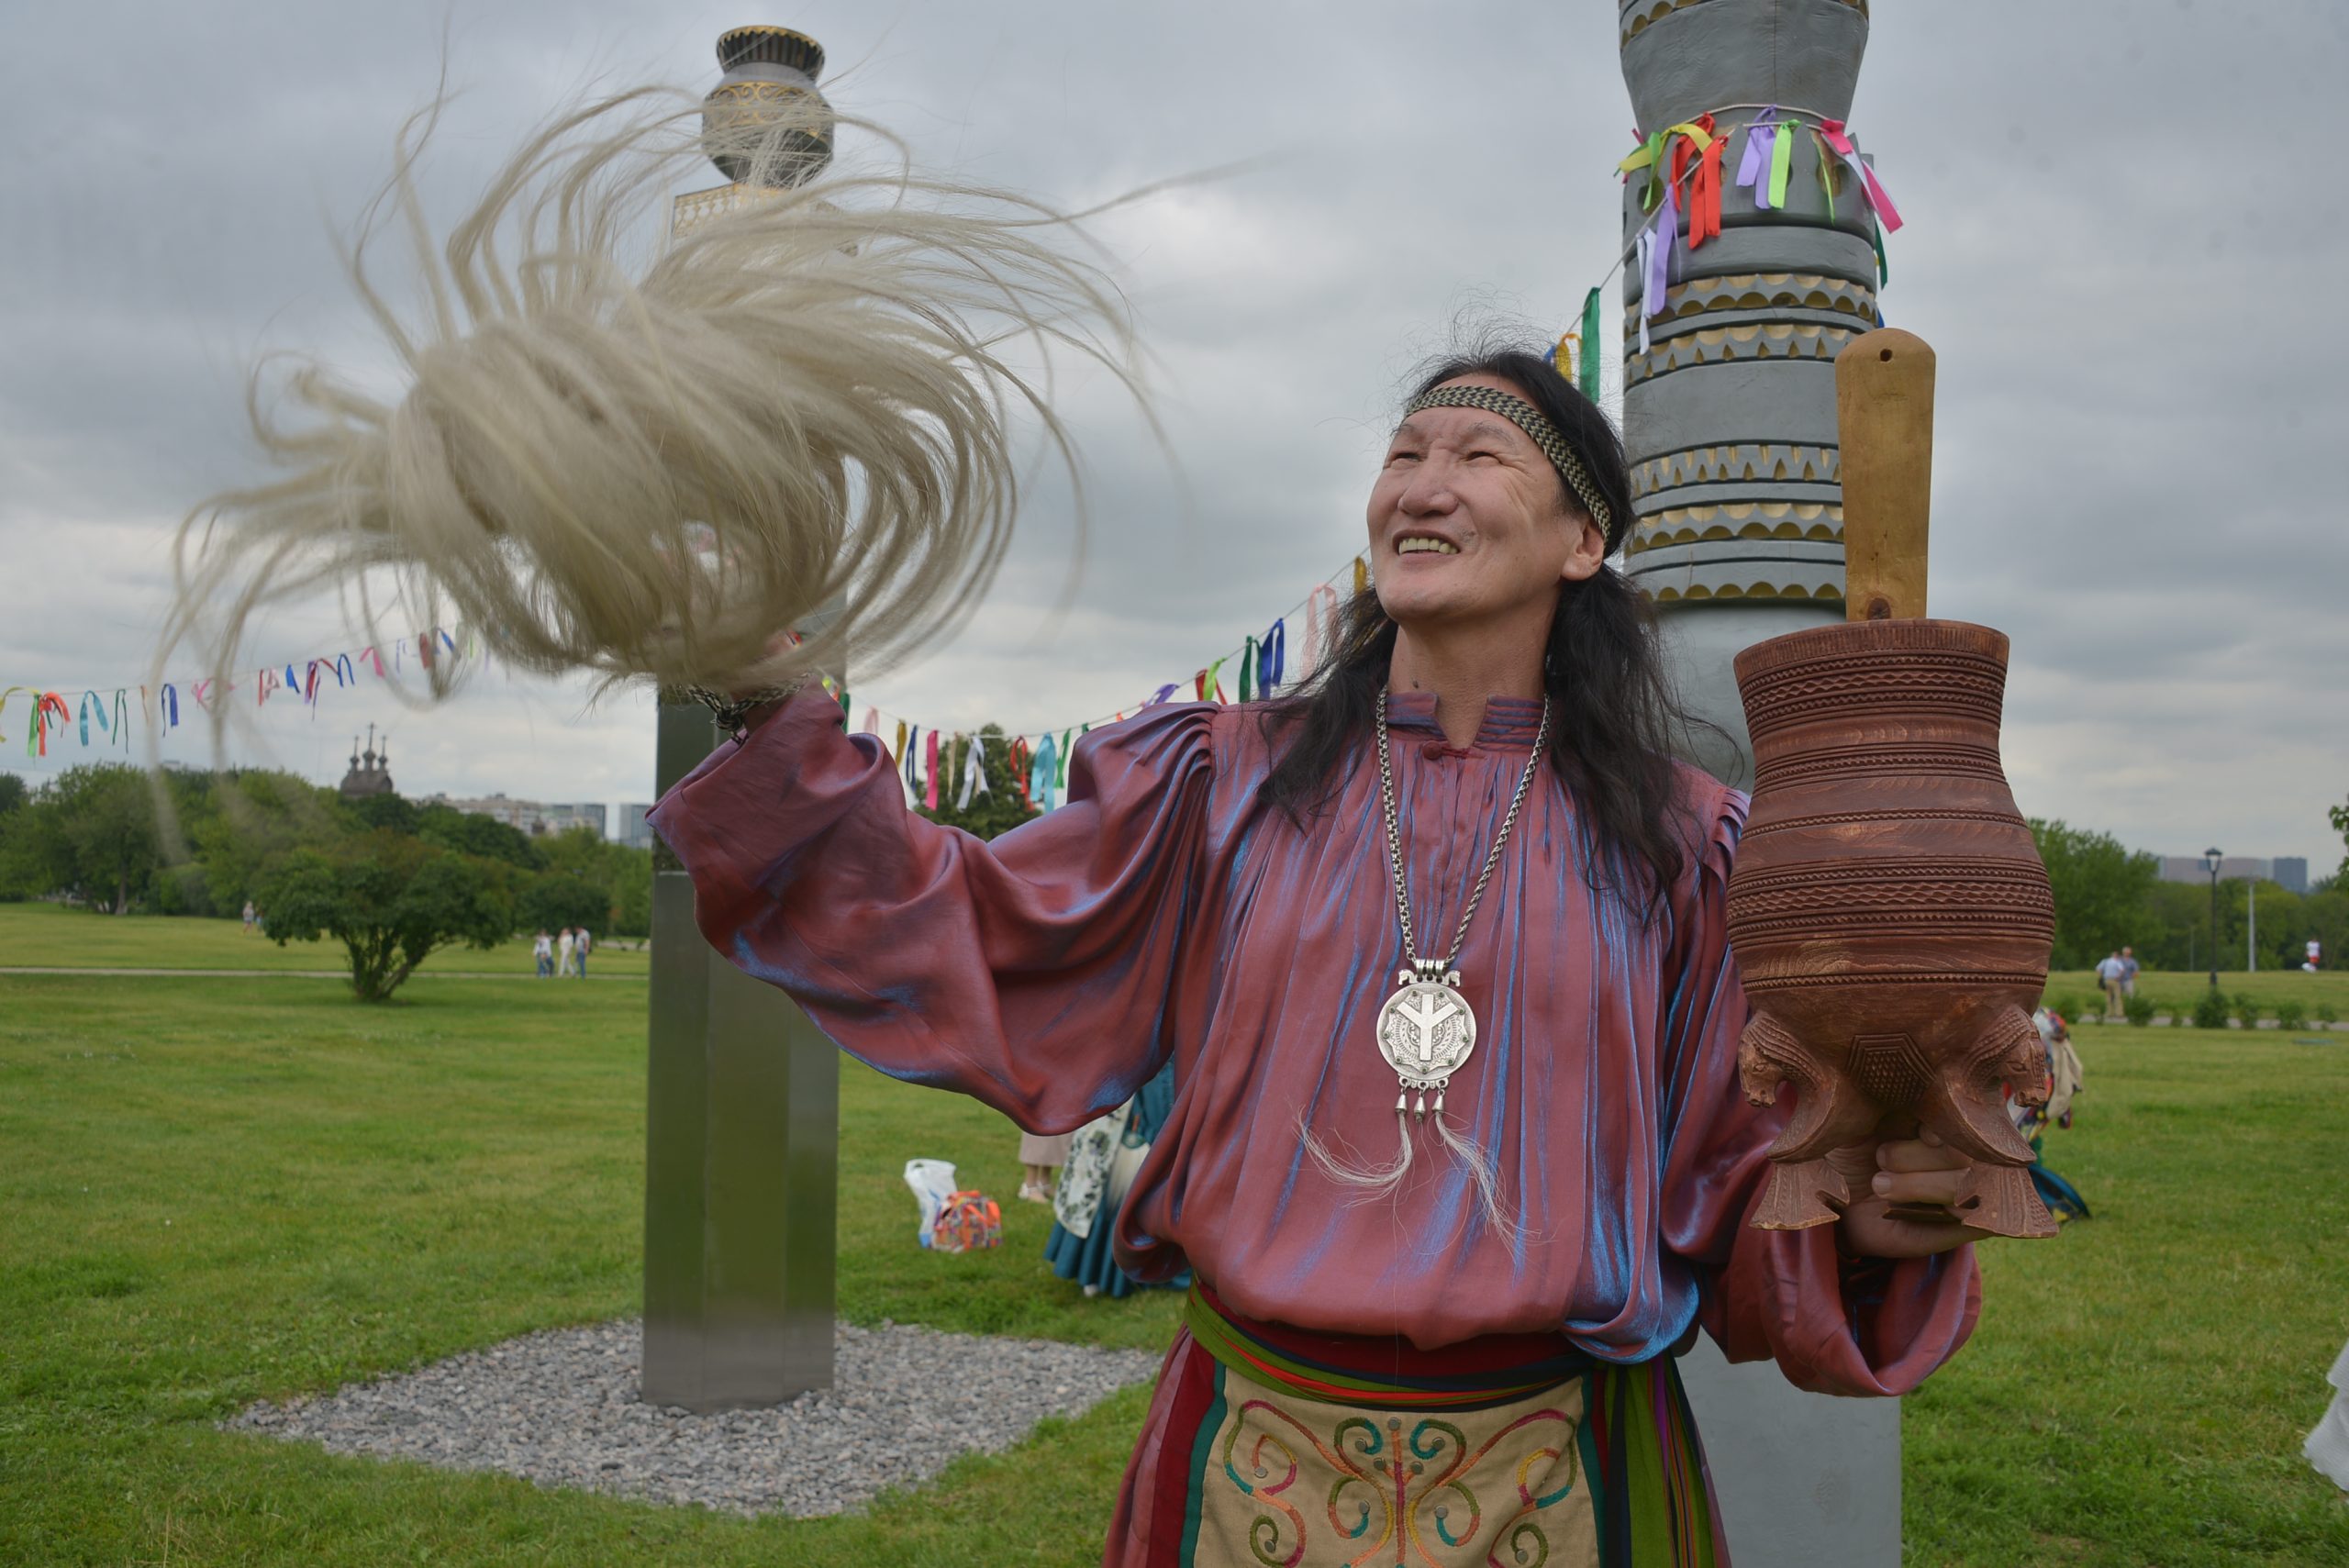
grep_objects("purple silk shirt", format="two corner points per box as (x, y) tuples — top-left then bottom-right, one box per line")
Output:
(651, 687), (1978, 1395)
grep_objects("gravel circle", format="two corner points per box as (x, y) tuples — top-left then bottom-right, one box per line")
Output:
(226, 1318), (1163, 1518)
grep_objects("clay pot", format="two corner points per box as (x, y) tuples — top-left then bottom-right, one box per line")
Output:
(1725, 618), (2058, 1239)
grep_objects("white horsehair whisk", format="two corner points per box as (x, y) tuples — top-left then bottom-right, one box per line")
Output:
(157, 84), (1149, 739)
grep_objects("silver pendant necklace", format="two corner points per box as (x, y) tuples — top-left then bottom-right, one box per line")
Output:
(1373, 687), (1553, 1122)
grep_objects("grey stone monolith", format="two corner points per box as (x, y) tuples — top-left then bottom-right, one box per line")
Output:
(642, 25), (841, 1413)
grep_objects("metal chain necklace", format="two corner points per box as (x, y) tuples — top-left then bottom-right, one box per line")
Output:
(1373, 688), (1553, 1121)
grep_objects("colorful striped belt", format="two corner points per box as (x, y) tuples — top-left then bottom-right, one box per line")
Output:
(1182, 1282), (1598, 1411)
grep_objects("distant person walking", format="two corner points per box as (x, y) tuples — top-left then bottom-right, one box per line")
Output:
(533, 929), (554, 978)
(241, 899), (258, 934)
(573, 927), (592, 977)
(2095, 950), (2127, 1021)
(2120, 946), (2139, 998)
(557, 927), (576, 979)
(1045, 1061), (1189, 1299)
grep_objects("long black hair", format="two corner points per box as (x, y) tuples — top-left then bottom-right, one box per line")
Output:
(1258, 344), (1698, 909)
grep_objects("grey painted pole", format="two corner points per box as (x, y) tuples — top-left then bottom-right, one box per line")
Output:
(642, 26), (841, 1413)
(1615, 3), (1900, 1562)
(1619, 0), (1875, 785)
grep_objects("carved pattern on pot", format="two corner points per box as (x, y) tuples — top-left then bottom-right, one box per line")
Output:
(1739, 649), (2008, 734)
(1726, 618), (2058, 1240)
(1742, 806), (2033, 839)
(1729, 863), (2057, 944)
(1753, 742), (2003, 790)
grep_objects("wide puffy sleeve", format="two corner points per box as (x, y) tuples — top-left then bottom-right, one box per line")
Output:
(648, 690), (1216, 1132)
(1653, 780), (1982, 1396)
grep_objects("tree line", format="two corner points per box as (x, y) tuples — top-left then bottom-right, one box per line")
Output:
(0, 762), (653, 999)
(0, 725), (1041, 1003)
(11, 752), (2331, 995)
(2030, 817), (2346, 973)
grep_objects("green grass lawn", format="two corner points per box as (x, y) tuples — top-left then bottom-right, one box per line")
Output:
(0, 971), (1171, 1567)
(0, 901), (648, 976)
(1904, 1018), (2349, 1565)
(1, 972), (2343, 1564)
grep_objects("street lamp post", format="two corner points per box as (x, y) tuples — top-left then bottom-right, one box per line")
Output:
(2203, 847), (2224, 995)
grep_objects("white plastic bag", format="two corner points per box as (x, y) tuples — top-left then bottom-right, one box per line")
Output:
(2308, 1339), (2349, 1491)
(903, 1159), (960, 1250)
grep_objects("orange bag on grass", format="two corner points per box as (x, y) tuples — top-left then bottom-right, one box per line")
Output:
(930, 1190), (1001, 1253)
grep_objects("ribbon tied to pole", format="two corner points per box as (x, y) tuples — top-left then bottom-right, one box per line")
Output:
(1735, 107), (1785, 211)
(1817, 118), (1902, 232)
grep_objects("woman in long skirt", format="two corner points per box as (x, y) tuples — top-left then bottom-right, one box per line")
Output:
(1045, 1062), (1186, 1299)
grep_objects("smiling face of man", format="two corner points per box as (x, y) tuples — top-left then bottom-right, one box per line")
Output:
(1366, 374), (1607, 636)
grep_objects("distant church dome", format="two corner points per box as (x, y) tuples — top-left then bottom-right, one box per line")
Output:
(340, 724), (395, 799)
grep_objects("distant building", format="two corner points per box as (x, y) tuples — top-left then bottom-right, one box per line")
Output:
(540, 802), (608, 840)
(423, 792), (535, 831)
(619, 803), (655, 849)
(421, 793), (608, 839)
(2272, 857), (2309, 894)
(2157, 854), (2281, 885)
(339, 725), (395, 800)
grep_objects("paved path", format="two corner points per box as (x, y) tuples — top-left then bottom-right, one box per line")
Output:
(0, 966), (641, 980)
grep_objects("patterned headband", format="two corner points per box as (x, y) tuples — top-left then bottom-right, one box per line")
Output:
(1400, 384), (1614, 539)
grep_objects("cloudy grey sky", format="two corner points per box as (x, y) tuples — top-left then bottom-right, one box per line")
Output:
(2, 0), (2343, 871)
